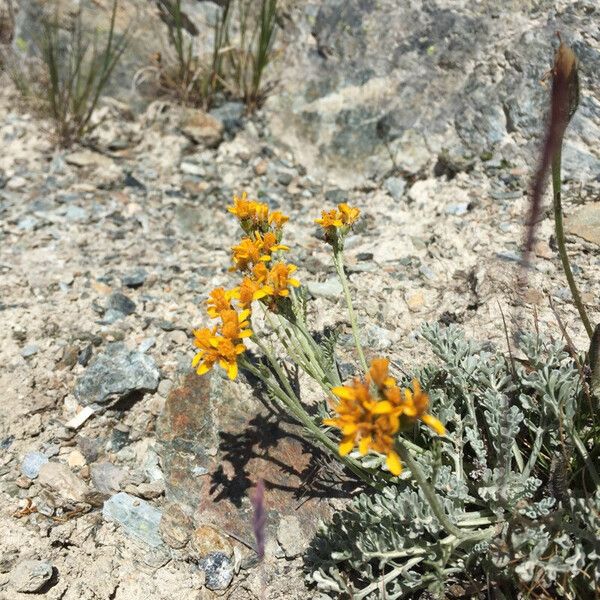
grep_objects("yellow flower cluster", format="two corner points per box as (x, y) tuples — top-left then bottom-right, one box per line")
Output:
(192, 192), (299, 379)
(323, 358), (445, 475)
(315, 203), (360, 230)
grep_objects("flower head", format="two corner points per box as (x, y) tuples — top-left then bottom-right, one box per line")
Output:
(338, 203), (360, 226)
(263, 263), (300, 298)
(192, 308), (253, 380)
(268, 210), (289, 229)
(231, 237), (271, 272)
(236, 277), (268, 310)
(315, 203), (361, 249)
(207, 287), (235, 319)
(228, 192), (270, 231)
(315, 209), (343, 229)
(323, 359), (444, 475)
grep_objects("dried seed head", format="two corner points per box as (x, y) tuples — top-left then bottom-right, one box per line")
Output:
(553, 40), (579, 122)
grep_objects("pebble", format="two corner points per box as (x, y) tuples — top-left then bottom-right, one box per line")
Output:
(383, 176), (406, 200)
(158, 379), (173, 397)
(10, 560), (53, 593)
(38, 462), (91, 503)
(106, 292), (136, 315)
(122, 268), (147, 288)
(139, 337), (156, 353)
(21, 344), (39, 358)
(67, 449), (86, 468)
(307, 277), (343, 300)
(159, 503), (192, 549)
(200, 552), (234, 591)
(91, 462), (126, 495)
(21, 452), (49, 479)
(405, 290), (425, 311)
(74, 342), (160, 406)
(102, 492), (164, 548)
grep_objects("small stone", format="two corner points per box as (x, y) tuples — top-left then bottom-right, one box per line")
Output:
(15, 476), (32, 489)
(276, 515), (309, 558)
(445, 202), (470, 216)
(91, 462), (126, 496)
(307, 277), (343, 300)
(102, 492), (164, 548)
(158, 379), (173, 397)
(21, 344), (39, 358)
(7, 176), (27, 190)
(10, 560), (53, 593)
(135, 480), (165, 500)
(181, 109), (224, 147)
(192, 525), (233, 560)
(38, 462), (90, 503)
(106, 292), (136, 316)
(59, 345), (79, 369)
(254, 159), (268, 176)
(159, 503), (192, 549)
(21, 452), (49, 479)
(78, 344), (93, 366)
(121, 269), (147, 288)
(383, 176), (406, 200)
(139, 337), (156, 353)
(200, 552), (234, 591)
(74, 343), (159, 406)
(405, 291), (425, 311)
(67, 450), (86, 468)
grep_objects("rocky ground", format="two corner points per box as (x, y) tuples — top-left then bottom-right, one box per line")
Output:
(0, 1), (599, 599)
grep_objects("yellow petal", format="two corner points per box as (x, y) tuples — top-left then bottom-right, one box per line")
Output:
(289, 278), (300, 287)
(422, 414), (446, 435)
(358, 436), (371, 455)
(192, 353), (202, 367)
(372, 401), (393, 415)
(339, 437), (355, 456)
(322, 417), (340, 428)
(239, 309), (251, 322)
(239, 329), (253, 338)
(197, 362), (211, 375)
(332, 386), (355, 401)
(227, 361), (238, 380)
(386, 451), (402, 476)
(342, 423), (358, 436)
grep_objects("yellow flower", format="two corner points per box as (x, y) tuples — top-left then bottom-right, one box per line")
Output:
(315, 203), (360, 230)
(206, 287), (235, 319)
(220, 308), (253, 341)
(322, 360), (445, 475)
(236, 277), (268, 310)
(255, 231), (289, 256)
(192, 309), (252, 380)
(338, 203), (360, 225)
(227, 192), (269, 229)
(262, 263), (300, 298)
(323, 362), (403, 475)
(268, 210), (289, 229)
(191, 327), (220, 375)
(402, 380), (446, 435)
(231, 238), (271, 272)
(315, 209), (343, 229)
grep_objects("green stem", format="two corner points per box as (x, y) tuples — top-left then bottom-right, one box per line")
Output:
(552, 145), (593, 339)
(333, 250), (368, 373)
(570, 428), (600, 487)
